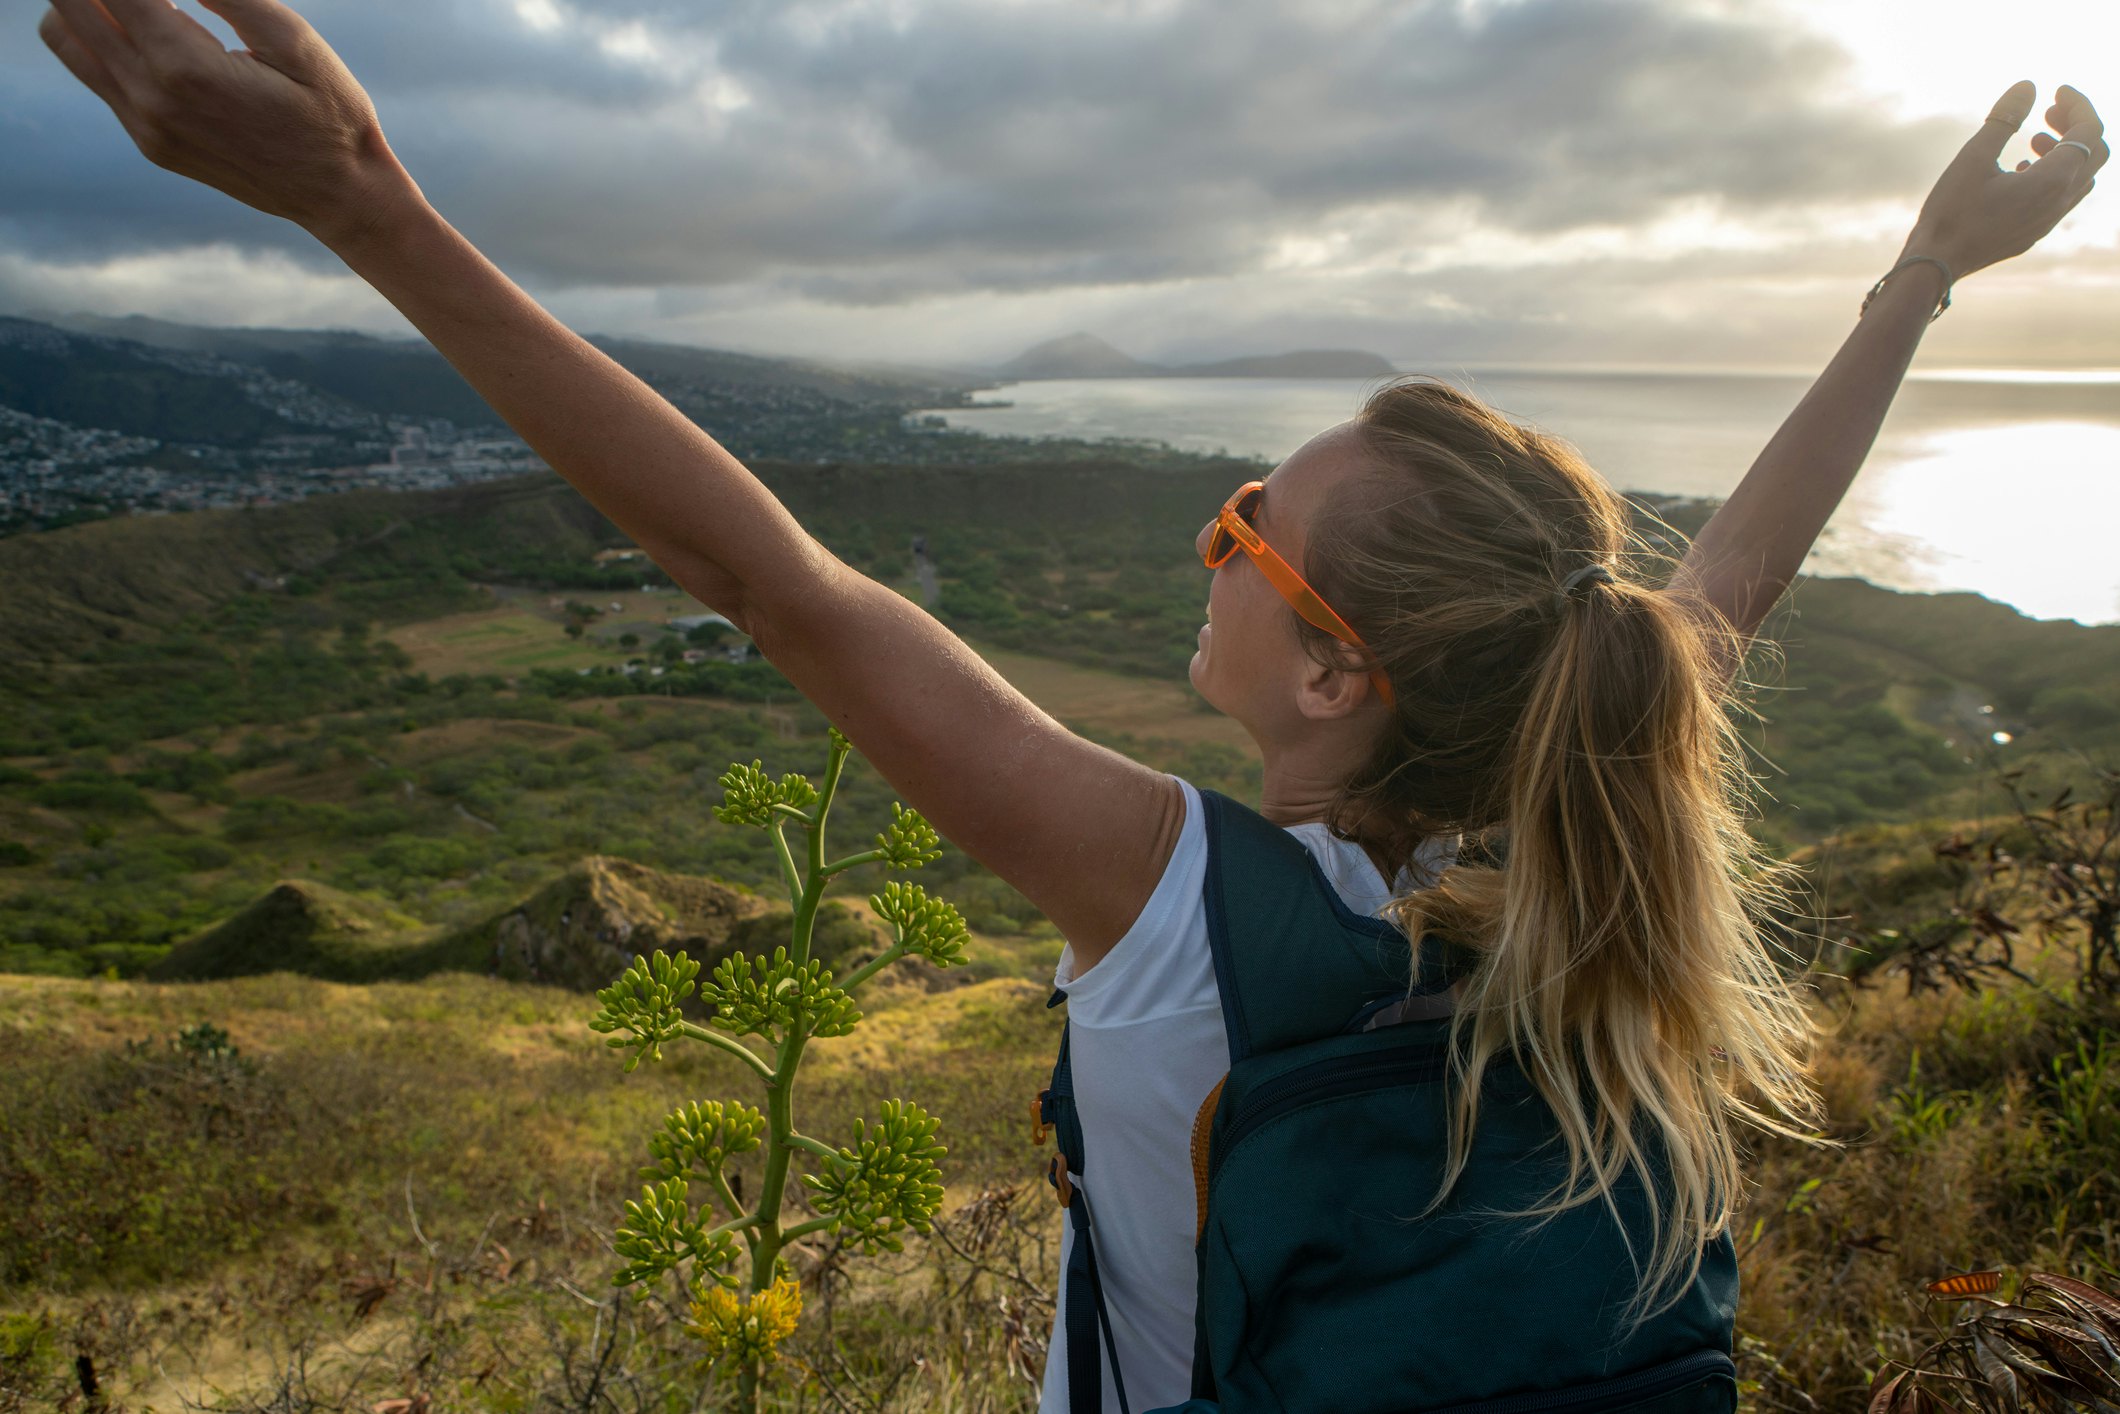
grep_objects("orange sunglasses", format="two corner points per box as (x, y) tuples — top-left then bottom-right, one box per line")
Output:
(1204, 481), (1395, 708)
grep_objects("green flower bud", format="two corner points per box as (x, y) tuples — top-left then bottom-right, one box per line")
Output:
(644, 1099), (768, 1183)
(700, 948), (862, 1040)
(613, 1178), (739, 1288)
(876, 802), (943, 871)
(870, 881), (969, 968)
(589, 950), (701, 1071)
(802, 1100), (947, 1254)
(714, 761), (818, 827)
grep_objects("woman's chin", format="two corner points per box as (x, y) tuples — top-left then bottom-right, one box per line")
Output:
(1187, 645), (1219, 710)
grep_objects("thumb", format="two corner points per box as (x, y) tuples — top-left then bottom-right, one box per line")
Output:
(192, 0), (320, 72)
(1959, 80), (2038, 169)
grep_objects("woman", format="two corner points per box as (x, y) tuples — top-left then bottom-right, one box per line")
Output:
(35, 2), (2106, 1407)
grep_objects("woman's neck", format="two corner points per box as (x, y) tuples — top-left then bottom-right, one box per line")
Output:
(1254, 723), (1424, 882)
(1258, 765), (1406, 885)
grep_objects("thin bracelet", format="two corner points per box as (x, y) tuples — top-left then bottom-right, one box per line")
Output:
(1861, 255), (1954, 322)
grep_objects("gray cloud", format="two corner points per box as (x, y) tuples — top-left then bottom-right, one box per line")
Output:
(1, 0), (1966, 299)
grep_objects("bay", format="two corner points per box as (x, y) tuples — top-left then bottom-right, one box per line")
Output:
(918, 371), (2120, 625)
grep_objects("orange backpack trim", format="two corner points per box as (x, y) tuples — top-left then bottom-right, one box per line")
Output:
(1191, 1074), (1227, 1243)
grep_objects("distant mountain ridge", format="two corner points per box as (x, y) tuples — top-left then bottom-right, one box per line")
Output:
(31, 312), (982, 428)
(0, 315), (383, 443)
(998, 332), (1396, 381)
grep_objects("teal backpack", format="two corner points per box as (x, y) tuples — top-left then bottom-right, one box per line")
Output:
(1038, 790), (1739, 1414)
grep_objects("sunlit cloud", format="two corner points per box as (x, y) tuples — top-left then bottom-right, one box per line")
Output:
(0, 0), (2112, 365)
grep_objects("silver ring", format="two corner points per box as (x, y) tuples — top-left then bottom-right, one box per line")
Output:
(2054, 139), (2096, 160)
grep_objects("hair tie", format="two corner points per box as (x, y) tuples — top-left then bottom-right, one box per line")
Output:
(1555, 564), (1615, 605)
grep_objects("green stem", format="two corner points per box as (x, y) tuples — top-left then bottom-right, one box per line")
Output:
(731, 737), (860, 1414)
(807, 795), (833, 909)
(787, 1133), (839, 1161)
(710, 1169), (753, 1240)
(674, 1021), (777, 1084)
(769, 823), (802, 902)
(767, 802), (812, 826)
(749, 1020), (805, 1294)
(780, 1214), (837, 1244)
(816, 733), (851, 840)
(837, 944), (906, 996)
(701, 1213), (760, 1244)
(822, 848), (886, 876)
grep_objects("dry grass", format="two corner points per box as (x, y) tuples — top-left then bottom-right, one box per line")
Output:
(0, 969), (1062, 1412)
(384, 587), (722, 680)
(9, 918), (2120, 1410)
(1733, 960), (2120, 1410)
(385, 608), (617, 678)
(970, 643), (1253, 750)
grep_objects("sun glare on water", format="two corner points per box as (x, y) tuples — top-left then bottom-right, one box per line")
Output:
(1820, 421), (2120, 624)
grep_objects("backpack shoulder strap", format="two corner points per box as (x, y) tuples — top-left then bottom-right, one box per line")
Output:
(1040, 996), (1131, 1414)
(1198, 788), (1450, 1060)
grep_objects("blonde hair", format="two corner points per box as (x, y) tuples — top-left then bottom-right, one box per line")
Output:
(1301, 378), (1820, 1315)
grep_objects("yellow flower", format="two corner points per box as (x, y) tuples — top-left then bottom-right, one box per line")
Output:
(688, 1277), (804, 1374)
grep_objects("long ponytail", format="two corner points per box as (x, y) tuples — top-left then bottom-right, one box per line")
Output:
(1300, 379), (1820, 1315)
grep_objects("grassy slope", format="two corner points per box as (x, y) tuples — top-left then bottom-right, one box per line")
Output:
(7, 936), (2118, 1412)
(0, 967), (1061, 1412)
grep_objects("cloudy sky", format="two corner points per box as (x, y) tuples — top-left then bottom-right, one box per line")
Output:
(2, 0), (2115, 371)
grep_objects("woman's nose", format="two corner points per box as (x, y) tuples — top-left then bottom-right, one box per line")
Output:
(1194, 519), (1215, 561)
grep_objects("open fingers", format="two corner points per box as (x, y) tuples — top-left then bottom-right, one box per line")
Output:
(39, 5), (131, 111)
(2054, 84), (2107, 170)
(1962, 79), (2038, 169)
(96, 0), (224, 63)
(191, 0), (318, 74)
(43, 0), (141, 81)
(2050, 84), (2102, 140)
(2031, 86), (2108, 182)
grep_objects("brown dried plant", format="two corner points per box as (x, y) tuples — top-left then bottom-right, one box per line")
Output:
(1869, 1270), (2120, 1412)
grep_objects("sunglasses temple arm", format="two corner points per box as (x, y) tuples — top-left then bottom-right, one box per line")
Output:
(1254, 549), (1396, 705)
(1254, 549), (1357, 643)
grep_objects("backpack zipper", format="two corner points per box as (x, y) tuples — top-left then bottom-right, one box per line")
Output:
(1211, 1044), (1452, 1185)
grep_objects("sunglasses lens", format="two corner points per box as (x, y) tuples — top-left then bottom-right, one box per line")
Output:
(1205, 486), (1262, 566)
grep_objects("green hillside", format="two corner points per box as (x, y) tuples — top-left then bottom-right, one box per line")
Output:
(147, 878), (434, 981)
(3, 460), (2118, 985)
(0, 318), (333, 444)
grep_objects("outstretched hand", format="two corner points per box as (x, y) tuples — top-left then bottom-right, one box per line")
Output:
(1904, 81), (2106, 280)
(37, 0), (407, 242)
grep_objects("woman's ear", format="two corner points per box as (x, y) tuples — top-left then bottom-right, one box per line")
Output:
(1293, 649), (1376, 722)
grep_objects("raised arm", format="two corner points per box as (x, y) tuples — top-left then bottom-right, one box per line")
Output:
(1674, 81), (2105, 640)
(36, 0), (1186, 950)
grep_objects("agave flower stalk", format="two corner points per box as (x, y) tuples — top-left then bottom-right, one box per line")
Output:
(590, 729), (966, 1411)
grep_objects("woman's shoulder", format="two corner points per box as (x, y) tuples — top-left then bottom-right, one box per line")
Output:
(1051, 777), (1216, 1026)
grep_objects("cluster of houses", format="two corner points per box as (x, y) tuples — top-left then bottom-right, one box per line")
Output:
(0, 403), (545, 529)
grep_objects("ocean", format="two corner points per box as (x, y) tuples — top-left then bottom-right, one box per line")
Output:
(918, 371), (2120, 625)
